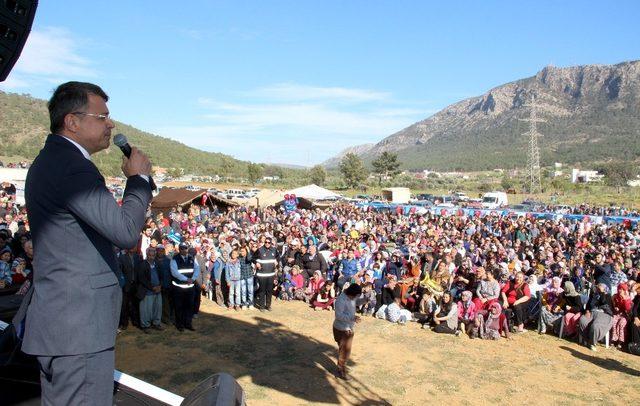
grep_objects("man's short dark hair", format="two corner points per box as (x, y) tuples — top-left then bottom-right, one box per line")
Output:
(48, 81), (109, 134)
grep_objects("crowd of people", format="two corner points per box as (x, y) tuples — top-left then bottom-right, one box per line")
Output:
(2, 193), (640, 355)
(105, 200), (640, 356)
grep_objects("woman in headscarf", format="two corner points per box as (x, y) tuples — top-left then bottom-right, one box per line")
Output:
(304, 269), (325, 303)
(333, 283), (362, 379)
(611, 282), (633, 349)
(457, 290), (478, 337)
(579, 283), (613, 351)
(478, 301), (510, 340)
(538, 276), (565, 334)
(561, 281), (583, 338)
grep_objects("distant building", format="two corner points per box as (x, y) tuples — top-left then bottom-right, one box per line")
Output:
(553, 162), (563, 178)
(381, 187), (411, 204)
(420, 170), (441, 178)
(571, 168), (603, 183)
(262, 176), (280, 182)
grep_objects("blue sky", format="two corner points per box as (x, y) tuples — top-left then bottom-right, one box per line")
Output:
(2, 1), (639, 166)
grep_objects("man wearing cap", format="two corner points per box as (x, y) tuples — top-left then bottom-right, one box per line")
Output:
(170, 242), (200, 331)
(253, 237), (278, 311)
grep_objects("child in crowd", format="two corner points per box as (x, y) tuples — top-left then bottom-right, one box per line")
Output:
(356, 282), (377, 316)
(314, 280), (336, 310)
(0, 247), (12, 289)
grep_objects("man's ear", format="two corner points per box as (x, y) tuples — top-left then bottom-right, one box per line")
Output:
(64, 113), (80, 134)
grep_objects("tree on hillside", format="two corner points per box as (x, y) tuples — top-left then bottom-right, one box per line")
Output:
(309, 165), (327, 186)
(339, 153), (367, 189)
(500, 174), (515, 191)
(247, 163), (263, 185)
(598, 162), (639, 193)
(372, 151), (401, 185)
(167, 167), (183, 179)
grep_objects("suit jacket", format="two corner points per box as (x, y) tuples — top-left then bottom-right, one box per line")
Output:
(135, 260), (158, 300)
(118, 252), (137, 293)
(23, 134), (152, 356)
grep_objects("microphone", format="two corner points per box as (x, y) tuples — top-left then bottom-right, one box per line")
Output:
(113, 133), (156, 190)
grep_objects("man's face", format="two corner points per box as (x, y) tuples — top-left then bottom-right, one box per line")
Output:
(156, 248), (165, 258)
(71, 94), (114, 154)
(147, 249), (156, 260)
(179, 247), (188, 256)
(24, 241), (33, 258)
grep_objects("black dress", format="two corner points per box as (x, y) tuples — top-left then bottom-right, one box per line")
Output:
(631, 295), (640, 345)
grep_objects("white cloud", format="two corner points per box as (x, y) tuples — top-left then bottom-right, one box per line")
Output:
(0, 27), (95, 90)
(155, 83), (427, 165)
(248, 83), (390, 103)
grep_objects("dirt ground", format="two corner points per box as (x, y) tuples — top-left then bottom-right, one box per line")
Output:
(116, 299), (640, 405)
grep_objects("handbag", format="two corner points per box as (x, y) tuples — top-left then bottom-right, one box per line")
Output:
(629, 342), (640, 356)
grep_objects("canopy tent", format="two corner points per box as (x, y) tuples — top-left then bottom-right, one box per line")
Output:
(246, 189), (287, 208)
(151, 188), (238, 212)
(285, 184), (342, 200)
(275, 196), (316, 210)
(151, 188), (208, 210)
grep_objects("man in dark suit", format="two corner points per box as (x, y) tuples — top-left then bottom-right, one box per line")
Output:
(23, 81), (153, 406)
(135, 247), (163, 333)
(118, 248), (140, 330)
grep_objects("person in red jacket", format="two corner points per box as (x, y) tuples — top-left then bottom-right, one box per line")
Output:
(611, 282), (633, 349)
(501, 271), (531, 333)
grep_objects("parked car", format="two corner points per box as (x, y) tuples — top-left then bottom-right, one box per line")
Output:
(509, 204), (534, 212)
(225, 189), (246, 199)
(416, 193), (435, 202)
(553, 205), (572, 214)
(413, 200), (435, 208)
(452, 192), (469, 202)
(434, 195), (455, 208)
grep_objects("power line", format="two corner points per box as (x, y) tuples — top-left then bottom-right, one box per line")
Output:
(519, 94), (544, 194)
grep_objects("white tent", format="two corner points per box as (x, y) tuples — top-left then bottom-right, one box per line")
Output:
(286, 184), (342, 200)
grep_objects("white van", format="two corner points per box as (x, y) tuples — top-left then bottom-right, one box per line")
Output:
(481, 192), (508, 209)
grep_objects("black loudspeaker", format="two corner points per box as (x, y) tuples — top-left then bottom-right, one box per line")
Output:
(0, 0), (38, 82)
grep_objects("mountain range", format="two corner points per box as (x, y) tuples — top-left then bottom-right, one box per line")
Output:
(324, 60), (640, 171)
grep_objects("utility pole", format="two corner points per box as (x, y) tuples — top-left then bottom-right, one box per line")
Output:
(520, 94), (544, 194)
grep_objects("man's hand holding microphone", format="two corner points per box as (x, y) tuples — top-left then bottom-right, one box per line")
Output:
(114, 133), (155, 189)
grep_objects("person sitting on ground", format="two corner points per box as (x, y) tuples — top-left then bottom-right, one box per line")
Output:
(473, 267), (500, 311)
(385, 291), (413, 325)
(314, 280), (336, 310)
(538, 276), (565, 335)
(304, 270), (325, 303)
(561, 281), (584, 338)
(418, 289), (437, 324)
(10, 257), (30, 286)
(579, 282), (613, 351)
(0, 247), (12, 289)
(356, 282), (377, 316)
(457, 290), (478, 337)
(501, 271), (531, 333)
(611, 282), (633, 349)
(431, 291), (459, 335)
(288, 265), (306, 301)
(477, 301), (510, 340)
